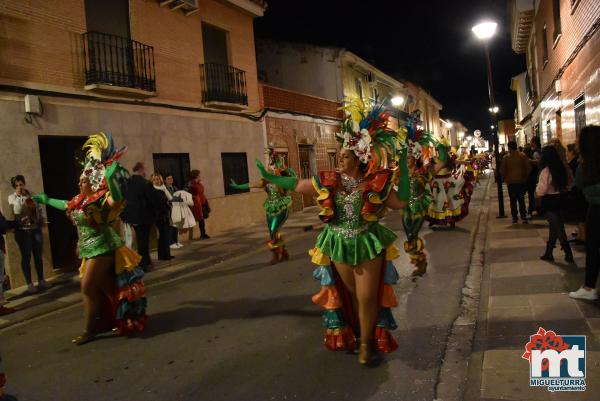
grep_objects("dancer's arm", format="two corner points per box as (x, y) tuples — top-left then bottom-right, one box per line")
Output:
(255, 160), (315, 196)
(386, 190), (407, 210)
(32, 193), (67, 211)
(390, 147), (409, 209)
(105, 161), (125, 203)
(229, 179), (264, 190)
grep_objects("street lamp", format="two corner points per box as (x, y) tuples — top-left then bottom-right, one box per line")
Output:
(445, 121), (453, 129)
(472, 20), (505, 218)
(391, 96), (405, 107)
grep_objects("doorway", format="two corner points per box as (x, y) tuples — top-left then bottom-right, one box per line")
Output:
(38, 136), (87, 271)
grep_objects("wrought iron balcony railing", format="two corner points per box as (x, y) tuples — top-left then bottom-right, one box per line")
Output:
(200, 63), (248, 106)
(82, 31), (156, 93)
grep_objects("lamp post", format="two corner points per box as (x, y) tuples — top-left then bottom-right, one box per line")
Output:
(472, 21), (506, 218)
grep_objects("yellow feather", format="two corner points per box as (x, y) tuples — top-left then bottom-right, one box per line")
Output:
(83, 132), (108, 161)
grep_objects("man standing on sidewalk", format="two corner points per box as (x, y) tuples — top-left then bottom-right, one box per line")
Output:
(501, 141), (532, 224)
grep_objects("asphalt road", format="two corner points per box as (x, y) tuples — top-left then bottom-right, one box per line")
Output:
(1, 183), (487, 401)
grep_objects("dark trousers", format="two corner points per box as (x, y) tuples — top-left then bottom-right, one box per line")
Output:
(170, 226), (178, 245)
(546, 210), (569, 249)
(14, 228), (44, 284)
(199, 219), (208, 237)
(526, 181), (537, 214)
(584, 204), (600, 288)
(156, 220), (171, 260)
(507, 183), (527, 220)
(133, 224), (151, 268)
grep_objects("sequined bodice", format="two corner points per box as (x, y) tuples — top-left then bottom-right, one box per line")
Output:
(70, 205), (123, 258)
(329, 189), (370, 237)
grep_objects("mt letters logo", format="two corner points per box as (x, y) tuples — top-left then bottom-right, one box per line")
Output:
(522, 327), (586, 392)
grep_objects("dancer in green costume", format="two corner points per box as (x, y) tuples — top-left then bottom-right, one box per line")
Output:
(231, 148), (295, 264)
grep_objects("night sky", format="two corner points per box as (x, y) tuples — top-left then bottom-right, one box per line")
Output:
(254, 0), (526, 138)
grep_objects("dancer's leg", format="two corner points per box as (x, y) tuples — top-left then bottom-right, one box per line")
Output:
(353, 255), (383, 342)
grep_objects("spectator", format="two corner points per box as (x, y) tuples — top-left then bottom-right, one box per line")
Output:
(150, 173), (174, 261)
(186, 170), (210, 240)
(566, 143), (579, 176)
(569, 126), (600, 300)
(121, 162), (157, 271)
(164, 174), (183, 249)
(0, 211), (15, 315)
(537, 145), (574, 263)
(500, 141), (532, 224)
(7, 175), (50, 293)
(530, 136), (542, 161)
(550, 138), (568, 164)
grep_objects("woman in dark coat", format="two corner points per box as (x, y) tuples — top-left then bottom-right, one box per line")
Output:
(186, 169), (210, 239)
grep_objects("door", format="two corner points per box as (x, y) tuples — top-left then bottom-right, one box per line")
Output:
(38, 136), (87, 271)
(84, 0), (133, 86)
(298, 145), (316, 207)
(152, 153), (191, 190)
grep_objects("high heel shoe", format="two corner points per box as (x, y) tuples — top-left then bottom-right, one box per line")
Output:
(72, 331), (96, 345)
(358, 341), (374, 365)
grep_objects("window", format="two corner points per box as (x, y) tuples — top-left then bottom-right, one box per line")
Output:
(574, 94), (586, 139)
(221, 153), (249, 195)
(355, 78), (363, 99)
(542, 24), (549, 66)
(545, 119), (553, 143)
(327, 150), (338, 170)
(152, 153), (191, 189)
(552, 0), (562, 44)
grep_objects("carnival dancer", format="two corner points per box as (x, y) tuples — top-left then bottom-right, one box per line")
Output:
(254, 99), (409, 365)
(398, 113), (436, 277)
(230, 148), (295, 265)
(33, 133), (147, 345)
(426, 138), (467, 228)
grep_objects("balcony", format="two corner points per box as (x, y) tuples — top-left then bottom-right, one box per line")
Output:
(510, 0), (534, 54)
(200, 63), (248, 109)
(82, 31), (156, 98)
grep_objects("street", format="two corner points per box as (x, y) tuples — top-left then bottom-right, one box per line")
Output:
(0, 183), (488, 401)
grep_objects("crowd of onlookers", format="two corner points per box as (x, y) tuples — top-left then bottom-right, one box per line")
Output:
(0, 163), (210, 314)
(498, 125), (600, 301)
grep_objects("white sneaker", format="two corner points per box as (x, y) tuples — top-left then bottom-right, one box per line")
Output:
(170, 244), (179, 250)
(25, 283), (38, 294)
(38, 280), (52, 290)
(569, 287), (599, 301)
(176, 243), (184, 248)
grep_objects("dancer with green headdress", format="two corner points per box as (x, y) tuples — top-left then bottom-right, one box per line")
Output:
(230, 147), (295, 265)
(34, 133), (147, 345)
(253, 99), (409, 365)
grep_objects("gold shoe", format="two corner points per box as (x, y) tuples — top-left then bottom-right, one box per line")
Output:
(358, 342), (373, 365)
(72, 331), (95, 345)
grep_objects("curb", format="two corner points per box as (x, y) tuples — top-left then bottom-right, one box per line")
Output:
(0, 221), (324, 331)
(434, 174), (492, 401)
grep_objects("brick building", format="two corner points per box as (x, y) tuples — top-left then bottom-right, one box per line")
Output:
(0, 0), (268, 286)
(260, 84), (342, 211)
(510, 0), (600, 146)
(256, 40), (444, 135)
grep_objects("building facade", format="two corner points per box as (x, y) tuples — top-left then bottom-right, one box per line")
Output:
(256, 40), (445, 131)
(510, 0), (600, 146)
(0, 0), (268, 286)
(510, 71), (533, 146)
(260, 84), (342, 211)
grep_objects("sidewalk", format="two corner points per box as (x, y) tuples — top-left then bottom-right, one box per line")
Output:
(0, 207), (323, 330)
(467, 187), (600, 400)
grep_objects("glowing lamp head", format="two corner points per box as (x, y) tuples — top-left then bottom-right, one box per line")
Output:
(472, 21), (497, 40)
(391, 96), (405, 107)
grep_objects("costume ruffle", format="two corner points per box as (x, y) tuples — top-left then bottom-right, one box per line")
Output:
(310, 246), (400, 353)
(426, 172), (467, 225)
(312, 223), (397, 266)
(79, 246), (147, 335)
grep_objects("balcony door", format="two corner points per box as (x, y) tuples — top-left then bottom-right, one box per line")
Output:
(202, 23), (229, 65)
(84, 0), (134, 87)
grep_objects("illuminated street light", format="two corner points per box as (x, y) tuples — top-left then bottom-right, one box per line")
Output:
(472, 21), (497, 40)
(391, 96), (405, 107)
(445, 121), (453, 129)
(472, 19), (505, 217)
(490, 125), (495, 129)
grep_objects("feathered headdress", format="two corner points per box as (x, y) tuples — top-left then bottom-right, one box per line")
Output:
(397, 111), (438, 163)
(81, 132), (128, 192)
(336, 98), (398, 176)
